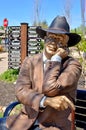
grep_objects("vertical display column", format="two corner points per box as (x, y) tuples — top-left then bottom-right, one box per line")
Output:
(8, 26), (21, 69)
(28, 26), (41, 56)
(20, 23), (28, 64)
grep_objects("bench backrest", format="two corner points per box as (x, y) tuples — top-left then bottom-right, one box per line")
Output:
(75, 89), (86, 129)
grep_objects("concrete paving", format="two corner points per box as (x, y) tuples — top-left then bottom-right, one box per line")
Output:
(0, 52), (8, 74)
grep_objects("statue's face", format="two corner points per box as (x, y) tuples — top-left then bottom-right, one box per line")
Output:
(44, 33), (69, 59)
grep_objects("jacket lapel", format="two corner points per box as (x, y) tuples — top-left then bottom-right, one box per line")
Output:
(33, 53), (44, 93)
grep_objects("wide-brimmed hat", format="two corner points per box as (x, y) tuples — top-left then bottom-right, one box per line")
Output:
(36, 16), (81, 47)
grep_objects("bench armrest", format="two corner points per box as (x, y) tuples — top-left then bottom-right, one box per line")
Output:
(3, 101), (20, 117)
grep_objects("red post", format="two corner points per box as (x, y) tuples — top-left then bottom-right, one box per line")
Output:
(20, 23), (28, 64)
(3, 18), (8, 45)
(3, 18), (8, 28)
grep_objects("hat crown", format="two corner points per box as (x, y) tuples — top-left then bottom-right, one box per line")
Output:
(36, 15), (81, 47)
(49, 16), (70, 32)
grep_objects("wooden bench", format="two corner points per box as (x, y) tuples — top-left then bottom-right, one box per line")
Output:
(75, 89), (86, 129)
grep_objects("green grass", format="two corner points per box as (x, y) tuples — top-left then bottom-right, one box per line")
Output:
(0, 112), (3, 118)
(0, 69), (19, 83)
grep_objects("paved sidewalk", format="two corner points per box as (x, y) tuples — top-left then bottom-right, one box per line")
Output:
(0, 52), (8, 74)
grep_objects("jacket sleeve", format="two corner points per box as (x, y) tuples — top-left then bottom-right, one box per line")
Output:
(42, 58), (82, 97)
(15, 57), (44, 112)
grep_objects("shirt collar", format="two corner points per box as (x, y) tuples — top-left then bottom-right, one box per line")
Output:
(43, 53), (51, 64)
(43, 53), (47, 63)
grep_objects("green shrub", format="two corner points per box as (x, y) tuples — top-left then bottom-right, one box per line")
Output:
(0, 112), (3, 117)
(0, 69), (19, 83)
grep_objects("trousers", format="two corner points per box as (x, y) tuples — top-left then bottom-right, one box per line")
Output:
(29, 120), (41, 130)
(0, 118), (41, 130)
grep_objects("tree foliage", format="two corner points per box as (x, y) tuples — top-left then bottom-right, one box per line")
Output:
(77, 36), (86, 52)
(33, 20), (48, 28)
(71, 26), (86, 52)
(0, 26), (4, 30)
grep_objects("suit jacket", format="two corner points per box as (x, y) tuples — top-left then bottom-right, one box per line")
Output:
(7, 53), (82, 130)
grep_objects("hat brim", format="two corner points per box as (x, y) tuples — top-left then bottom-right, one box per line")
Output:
(36, 27), (81, 47)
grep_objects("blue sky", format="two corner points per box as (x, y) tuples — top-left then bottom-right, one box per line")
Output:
(0, 0), (86, 29)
